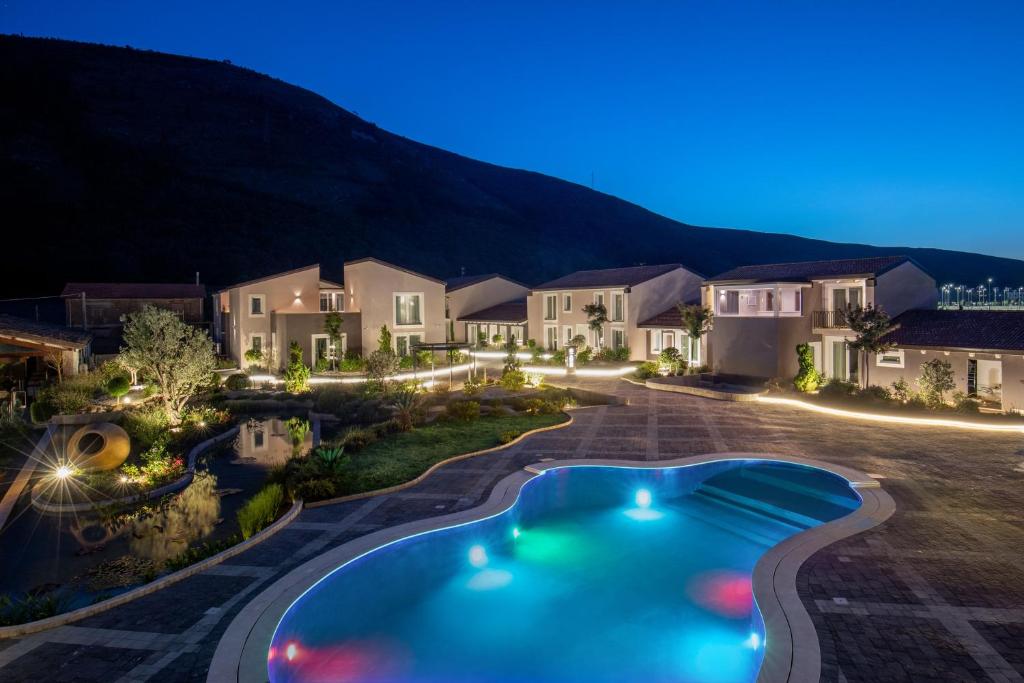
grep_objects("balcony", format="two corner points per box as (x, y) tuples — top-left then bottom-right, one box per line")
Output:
(812, 310), (850, 329)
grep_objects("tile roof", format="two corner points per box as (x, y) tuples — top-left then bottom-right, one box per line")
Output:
(214, 264), (320, 292)
(0, 314), (92, 348)
(706, 256), (918, 283)
(534, 264), (689, 290)
(344, 257), (445, 284)
(457, 299), (528, 323)
(445, 273), (529, 292)
(637, 296), (703, 328)
(61, 282), (206, 299)
(883, 309), (1024, 352)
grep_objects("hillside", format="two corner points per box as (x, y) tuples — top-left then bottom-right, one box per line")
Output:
(2, 35), (1022, 299)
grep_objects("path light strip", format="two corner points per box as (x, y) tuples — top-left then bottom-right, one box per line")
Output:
(757, 396), (1024, 433)
(248, 363), (475, 386)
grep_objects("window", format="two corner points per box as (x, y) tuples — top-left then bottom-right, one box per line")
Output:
(509, 326), (524, 345)
(252, 425), (265, 450)
(563, 326), (574, 347)
(395, 293), (422, 326)
(611, 292), (624, 322)
(715, 288), (777, 316)
(249, 295), (266, 317)
(831, 287), (863, 310)
(251, 334), (264, 354)
(611, 328), (626, 350)
(544, 325), (558, 350)
(876, 349), (904, 368)
(563, 294), (572, 312)
(651, 330), (662, 354)
(395, 334), (421, 357)
(544, 295), (557, 321)
(594, 292), (605, 308)
(319, 293), (331, 312)
(780, 288), (802, 315)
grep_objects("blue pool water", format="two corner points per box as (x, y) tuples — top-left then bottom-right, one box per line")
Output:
(268, 461), (861, 683)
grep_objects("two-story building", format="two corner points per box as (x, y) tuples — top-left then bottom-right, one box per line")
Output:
(61, 282), (206, 358)
(444, 274), (530, 344)
(213, 258), (445, 370)
(703, 256), (937, 381)
(526, 264), (704, 361)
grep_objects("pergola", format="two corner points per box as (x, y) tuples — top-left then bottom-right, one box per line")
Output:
(410, 341), (474, 388)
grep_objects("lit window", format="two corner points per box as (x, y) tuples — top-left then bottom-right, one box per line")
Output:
(319, 293), (331, 312)
(563, 294), (572, 312)
(395, 294), (422, 326)
(544, 295), (557, 320)
(612, 292), (624, 322)
(612, 328), (626, 349)
(876, 349), (905, 368)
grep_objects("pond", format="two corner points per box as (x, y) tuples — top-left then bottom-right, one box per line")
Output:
(0, 416), (314, 614)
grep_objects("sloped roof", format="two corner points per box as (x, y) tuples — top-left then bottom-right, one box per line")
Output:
(214, 264), (320, 292)
(883, 309), (1024, 352)
(445, 273), (529, 292)
(637, 298), (702, 328)
(457, 299), (528, 323)
(0, 314), (92, 349)
(344, 257), (445, 284)
(534, 264), (691, 290)
(706, 256), (919, 284)
(62, 282), (206, 299)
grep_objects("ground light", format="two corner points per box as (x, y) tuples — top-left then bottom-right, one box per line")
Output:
(54, 464), (73, 480)
(468, 545), (488, 568)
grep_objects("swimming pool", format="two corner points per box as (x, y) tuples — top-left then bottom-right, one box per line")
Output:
(267, 460), (862, 683)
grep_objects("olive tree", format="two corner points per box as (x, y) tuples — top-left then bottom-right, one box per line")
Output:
(119, 305), (216, 423)
(840, 305), (895, 389)
(677, 303), (714, 368)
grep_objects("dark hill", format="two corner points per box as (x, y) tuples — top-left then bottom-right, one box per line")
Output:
(2, 35), (1021, 299)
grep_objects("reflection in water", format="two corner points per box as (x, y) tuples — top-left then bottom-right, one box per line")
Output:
(129, 472), (221, 564)
(237, 418), (313, 465)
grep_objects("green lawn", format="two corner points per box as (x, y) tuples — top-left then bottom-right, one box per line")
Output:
(339, 412), (568, 497)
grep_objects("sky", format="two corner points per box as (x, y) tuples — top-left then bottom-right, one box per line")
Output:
(4, 0), (1023, 260)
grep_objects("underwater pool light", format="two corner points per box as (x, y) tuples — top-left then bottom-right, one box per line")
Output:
(745, 632), (761, 650)
(635, 488), (652, 509)
(469, 545), (488, 568)
(285, 642), (298, 661)
(512, 527), (521, 539)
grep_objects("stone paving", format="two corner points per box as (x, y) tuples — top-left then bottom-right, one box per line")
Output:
(1, 379), (1023, 682)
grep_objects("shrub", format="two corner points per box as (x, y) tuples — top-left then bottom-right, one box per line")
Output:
(953, 391), (980, 414)
(203, 371), (222, 391)
(311, 384), (355, 414)
(283, 341), (310, 393)
(576, 347), (593, 365)
(237, 484), (284, 539)
(499, 430), (519, 444)
(121, 405), (170, 449)
(819, 378), (858, 397)
(793, 343), (823, 393)
(106, 374), (132, 402)
(462, 375), (482, 396)
(30, 401), (53, 423)
(890, 377), (913, 403)
(339, 350), (366, 372)
(521, 398), (546, 415)
(243, 348), (263, 365)
(314, 357), (330, 373)
(919, 359), (955, 407)
(446, 400), (480, 421)
(215, 357), (238, 370)
(164, 535), (240, 572)
(635, 361), (660, 380)
(225, 373), (251, 391)
(860, 385), (891, 402)
(500, 369), (527, 391)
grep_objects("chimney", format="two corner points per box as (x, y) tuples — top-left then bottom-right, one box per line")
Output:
(195, 271), (200, 285)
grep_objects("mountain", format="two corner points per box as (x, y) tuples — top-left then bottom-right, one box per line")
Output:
(2, 35), (1022, 301)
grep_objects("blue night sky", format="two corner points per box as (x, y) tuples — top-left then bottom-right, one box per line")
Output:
(4, 1), (1023, 260)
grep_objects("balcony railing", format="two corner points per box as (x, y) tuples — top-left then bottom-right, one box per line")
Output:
(812, 310), (850, 329)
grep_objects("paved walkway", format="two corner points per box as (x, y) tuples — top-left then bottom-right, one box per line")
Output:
(1, 379), (1023, 682)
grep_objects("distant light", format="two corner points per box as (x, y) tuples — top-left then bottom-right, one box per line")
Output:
(285, 642), (298, 662)
(745, 632), (761, 649)
(512, 527), (521, 539)
(636, 489), (652, 509)
(55, 465), (73, 480)
(469, 545), (488, 568)
(198, 420), (206, 428)
(123, 397), (132, 404)
(119, 475), (129, 484)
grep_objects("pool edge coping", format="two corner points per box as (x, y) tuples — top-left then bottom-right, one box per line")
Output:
(210, 452), (893, 683)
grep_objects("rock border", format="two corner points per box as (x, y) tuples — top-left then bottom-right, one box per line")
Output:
(210, 452), (892, 683)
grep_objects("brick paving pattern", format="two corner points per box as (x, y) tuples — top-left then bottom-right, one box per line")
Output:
(0, 379), (1022, 682)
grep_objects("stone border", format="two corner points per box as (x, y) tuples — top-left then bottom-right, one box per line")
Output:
(30, 426), (240, 515)
(0, 498), (303, 639)
(210, 452), (892, 683)
(305, 411), (575, 508)
(644, 376), (767, 402)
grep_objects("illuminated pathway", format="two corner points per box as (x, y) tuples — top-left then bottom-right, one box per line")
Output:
(1, 379), (1023, 681)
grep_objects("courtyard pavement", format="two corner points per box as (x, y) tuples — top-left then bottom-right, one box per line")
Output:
(1, 379), (1023, 682)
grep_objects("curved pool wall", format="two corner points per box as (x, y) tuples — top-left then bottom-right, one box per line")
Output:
(267, 459), (862, 683)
